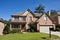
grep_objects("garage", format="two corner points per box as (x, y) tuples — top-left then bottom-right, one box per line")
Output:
(40, 25), (53, 33)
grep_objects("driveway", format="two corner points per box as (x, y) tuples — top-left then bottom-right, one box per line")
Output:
(51, 31), (60, 37)
(45, 31), (60, 37)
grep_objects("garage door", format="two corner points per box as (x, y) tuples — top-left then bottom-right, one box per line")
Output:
(40, 26), (52, 33)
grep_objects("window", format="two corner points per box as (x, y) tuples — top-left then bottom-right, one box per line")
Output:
(44, 16), (48, 20)
(14, 16), (19, 20)
(22, 17), (26, 21)
(30, 16), (32, 21)
(12, 24), (20, 28)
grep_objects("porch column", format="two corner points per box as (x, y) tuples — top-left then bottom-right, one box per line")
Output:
(37, 24), (39, 31)
(20, 24), (22, 32)
(53, 25), (56, 30)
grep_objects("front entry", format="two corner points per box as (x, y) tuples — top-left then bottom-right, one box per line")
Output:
(21, 24), (26, 32)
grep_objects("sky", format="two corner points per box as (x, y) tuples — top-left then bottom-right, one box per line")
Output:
(0, 0), (60, 20)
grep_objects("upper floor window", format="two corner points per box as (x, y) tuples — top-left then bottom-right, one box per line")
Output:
(30, 16), (32, 21)
(14, 16), (19, 20)
(44, 16), (48, 20)
(22, 17), (26, 21)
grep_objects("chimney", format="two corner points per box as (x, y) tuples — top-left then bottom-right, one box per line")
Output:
(49, 11), (50, 16)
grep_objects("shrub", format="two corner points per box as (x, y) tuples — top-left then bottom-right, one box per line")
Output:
(3, 26), (10, 34)
(28, 21), (37, 32)
(9, 29), (21, 34)
(3, 20), (10, 34)
(27, 29), (30, 32)
(56, 24), (60, 31)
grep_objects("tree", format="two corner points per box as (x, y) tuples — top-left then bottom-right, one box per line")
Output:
(0, 18), (4, 21)
(3, 20), (10, 34)
(34, 4), (45, 13)
(3, 24), (10, 34)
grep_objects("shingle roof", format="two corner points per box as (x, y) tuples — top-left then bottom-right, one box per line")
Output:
(45, 13), (54, 22)
(51, 15), (58, 24)
(46, 13), (58, 24)
(11, 12), (25, 16)
(11, 9), (34, 16)
(34, 13), (42, 17)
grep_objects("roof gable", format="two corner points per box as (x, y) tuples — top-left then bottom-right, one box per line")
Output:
(23, 11), (28, 16)
(23, 9), (34, 16)
(37, 13), (53, 23)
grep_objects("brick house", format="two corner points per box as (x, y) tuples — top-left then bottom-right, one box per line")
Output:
(10, 9), (58, 32)
(57, 12), (60, 24)
(0, 20), (5, 35)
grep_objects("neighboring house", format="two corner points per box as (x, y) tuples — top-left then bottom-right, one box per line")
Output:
(57, 12), (60, 24)
(0, 20), (5, 35)
(10, 9), (57, 33)
(50, 11), (60, 25)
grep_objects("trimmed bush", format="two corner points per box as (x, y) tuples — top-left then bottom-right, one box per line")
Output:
(9, 29), (21, 34)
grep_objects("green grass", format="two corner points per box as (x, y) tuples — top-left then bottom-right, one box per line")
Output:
(0, 32), (59, 40)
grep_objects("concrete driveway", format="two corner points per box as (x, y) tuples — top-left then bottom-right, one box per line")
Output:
(51, 31), (60, 37)
(45, 31), (60, 37)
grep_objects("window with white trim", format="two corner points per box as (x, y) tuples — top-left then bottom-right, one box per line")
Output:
(30, 16), (32, 21)
(22, 17), (26, 21)
(14, 16), (19, 20)
(44, 16), (48, 20)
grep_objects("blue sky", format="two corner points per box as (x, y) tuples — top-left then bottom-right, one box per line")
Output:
(0, 0), (60, 20)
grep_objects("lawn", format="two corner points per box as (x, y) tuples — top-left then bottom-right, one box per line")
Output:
(0, 32), (59, 40)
